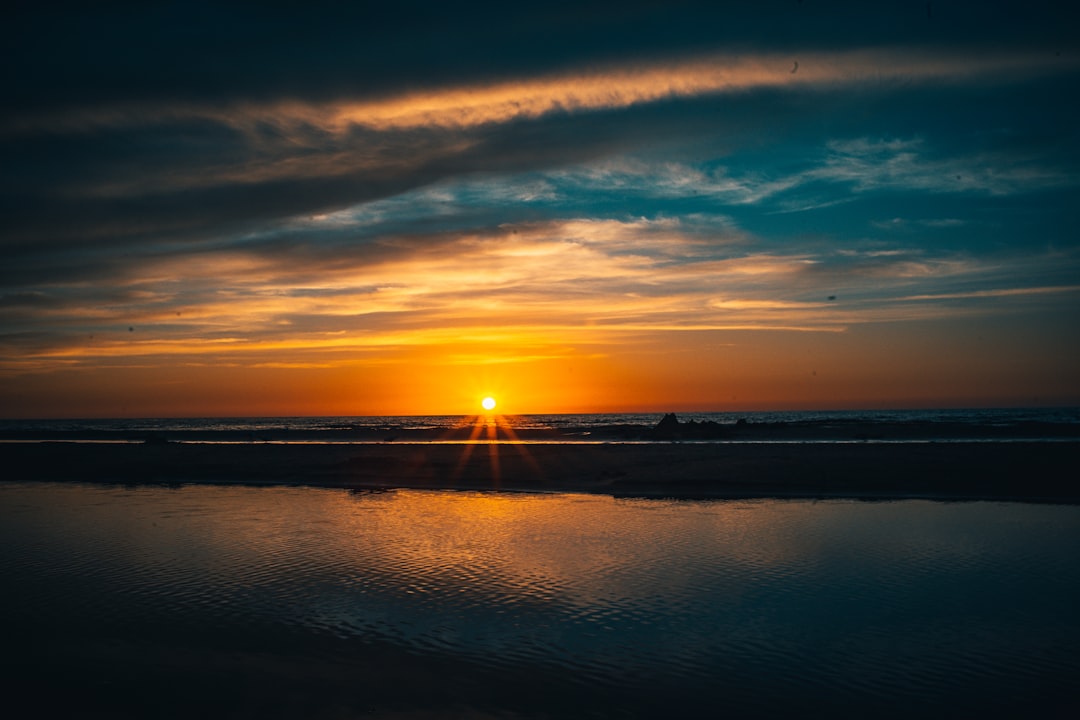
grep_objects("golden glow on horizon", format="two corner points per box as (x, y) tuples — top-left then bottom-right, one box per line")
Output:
(4, 266), (1077, 418)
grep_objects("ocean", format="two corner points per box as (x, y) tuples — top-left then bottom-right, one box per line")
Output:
(2, 406), (1078, 443)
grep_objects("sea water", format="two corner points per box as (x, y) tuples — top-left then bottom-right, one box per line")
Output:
(2, 406), (1078, 443)
(3, 406), (1080, 431)
(1, 483), (1078, 718)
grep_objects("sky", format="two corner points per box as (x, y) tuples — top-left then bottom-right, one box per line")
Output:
(2, 0), (1079, 417)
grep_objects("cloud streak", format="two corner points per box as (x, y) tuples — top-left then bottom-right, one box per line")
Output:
(8, 48), (1072, 139)
(4, 217), (1070, 377)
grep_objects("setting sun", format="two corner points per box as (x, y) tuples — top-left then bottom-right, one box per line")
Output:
(481, 397), (497, 411)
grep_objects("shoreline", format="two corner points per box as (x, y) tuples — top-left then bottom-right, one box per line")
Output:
(3, 417), (1078, 445)
(3, 440), (1078, 503)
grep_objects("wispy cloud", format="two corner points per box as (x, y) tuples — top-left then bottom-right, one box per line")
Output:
(872, 217), (970, 230)
(545, 159), (799, 205)
(898, 285), (1080, 302)
(533, 134), (1072, 216)
(8, 49), (1072, 139)
(4, 215), (1069, 375)
(810, 137), (1071, 195)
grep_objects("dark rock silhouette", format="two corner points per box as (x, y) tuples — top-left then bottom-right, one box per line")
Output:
(651, 413), (727, 439)
(653, 413), (682, 439)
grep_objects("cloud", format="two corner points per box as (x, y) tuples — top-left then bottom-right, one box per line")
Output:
(4, 215), (1071, 375)
(3, 43), (1075, 282)
(810, 137), (1071, 195)
(545, 159), (800, 205)
(871, 217), (970, 230)
(7, 49), (1072, 139)
(4, 6), (1079, 414)
(898, 285), (1080, 302)
(529, 134), (1073, 219)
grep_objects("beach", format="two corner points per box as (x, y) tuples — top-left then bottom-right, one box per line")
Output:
(4, 439), (1078, 502)
(5, 422), (1080, 717)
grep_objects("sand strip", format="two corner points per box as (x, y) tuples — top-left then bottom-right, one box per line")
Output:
(2, 440), (1077, 502)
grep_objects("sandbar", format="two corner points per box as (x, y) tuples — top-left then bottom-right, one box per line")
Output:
(2, 440), (1077, 502)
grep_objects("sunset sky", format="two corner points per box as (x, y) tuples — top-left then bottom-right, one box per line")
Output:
(2, 1), (1078, 417)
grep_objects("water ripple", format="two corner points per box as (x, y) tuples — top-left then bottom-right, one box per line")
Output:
(2, 484), (1078, 718)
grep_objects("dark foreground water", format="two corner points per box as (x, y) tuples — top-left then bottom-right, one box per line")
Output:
(1, 484), (1078, 718)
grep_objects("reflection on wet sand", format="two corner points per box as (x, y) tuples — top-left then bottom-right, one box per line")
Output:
(2, 483), (1079, 718)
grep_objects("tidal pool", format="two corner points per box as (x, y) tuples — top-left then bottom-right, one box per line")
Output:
(1, 483), (1077, 718)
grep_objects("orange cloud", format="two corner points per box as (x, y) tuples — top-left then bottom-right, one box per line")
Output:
(6, 217), (1042, 383)
(9, 49), (1072, 139)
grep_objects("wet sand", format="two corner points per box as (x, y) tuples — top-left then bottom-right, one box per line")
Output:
(2, 440), (1078, 502)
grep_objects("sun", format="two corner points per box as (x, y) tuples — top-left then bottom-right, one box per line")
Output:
(481, 396), (496, 412)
